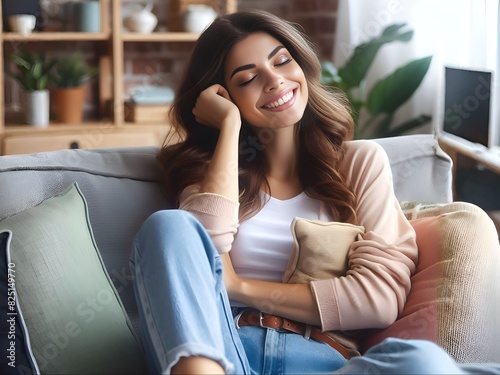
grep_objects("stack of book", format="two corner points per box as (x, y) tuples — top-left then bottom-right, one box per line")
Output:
(125, 86), (174, 124)
(125, 102), (170, 124)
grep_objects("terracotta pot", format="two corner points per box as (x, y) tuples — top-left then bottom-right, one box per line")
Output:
(51, 86), (86, 124)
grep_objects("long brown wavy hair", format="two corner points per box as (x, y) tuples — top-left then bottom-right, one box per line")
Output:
(157, 9), (357, 222)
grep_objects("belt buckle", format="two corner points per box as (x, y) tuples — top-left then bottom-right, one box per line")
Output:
(259, 311), (266, 328)
(259, 312), (284, 331)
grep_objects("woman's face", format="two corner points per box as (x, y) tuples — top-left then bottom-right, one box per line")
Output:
(224, 32), (308, 129)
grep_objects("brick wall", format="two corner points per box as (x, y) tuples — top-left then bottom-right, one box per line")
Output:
(239, 0), (338, 59)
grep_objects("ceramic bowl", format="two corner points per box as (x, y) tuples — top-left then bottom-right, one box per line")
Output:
(8, 14), (36, 35)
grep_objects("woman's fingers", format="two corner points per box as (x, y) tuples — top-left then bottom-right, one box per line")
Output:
(193, 84), (239, 129)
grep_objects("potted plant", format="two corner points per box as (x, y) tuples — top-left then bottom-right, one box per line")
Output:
(322, 24), (433, 139)
(7, 49), (56, 127)
(50, 53), (98, 124)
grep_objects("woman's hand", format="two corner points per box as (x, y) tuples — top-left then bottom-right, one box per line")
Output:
(193, 84), (241, 131)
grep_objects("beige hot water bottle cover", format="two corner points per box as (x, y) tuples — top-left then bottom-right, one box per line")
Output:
(282, 218), (365, 283)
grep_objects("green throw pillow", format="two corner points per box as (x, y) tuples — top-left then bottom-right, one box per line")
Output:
(0, 183), (148, 374)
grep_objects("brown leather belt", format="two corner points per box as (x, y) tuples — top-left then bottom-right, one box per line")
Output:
(235, 310), (351, 360)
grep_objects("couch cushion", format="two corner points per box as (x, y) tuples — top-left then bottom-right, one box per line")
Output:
(0, 183), (148, 374)
(363, 202), (500, 363)
(0, 147), (170, 335)
(374, 134), (452, 203)
(0, 230), (38, 375)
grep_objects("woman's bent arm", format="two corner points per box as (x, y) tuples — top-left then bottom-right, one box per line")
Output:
(193, 84), (242, 202)
(222, 254), (322, 326)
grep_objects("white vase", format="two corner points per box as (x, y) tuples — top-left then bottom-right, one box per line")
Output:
(25, 90), (49, 127)
(123, 4), (158, 34)
(183, 5), (217, 33)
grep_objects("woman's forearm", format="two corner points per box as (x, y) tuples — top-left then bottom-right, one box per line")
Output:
(235, 278), (321, 326)
(222, 253), (321, 326)
(192, 84), (242, 202)
(199, 119), (241, 202)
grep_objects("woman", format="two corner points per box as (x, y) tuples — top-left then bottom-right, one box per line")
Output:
(130, 9), (498, 375)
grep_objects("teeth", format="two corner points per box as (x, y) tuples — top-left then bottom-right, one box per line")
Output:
(265, 91), (294, 108)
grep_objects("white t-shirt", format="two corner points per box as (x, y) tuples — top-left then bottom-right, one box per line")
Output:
(230, 191), (331, 282)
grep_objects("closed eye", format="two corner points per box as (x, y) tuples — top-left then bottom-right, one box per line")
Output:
(276, 57), (293, 66)
(239, 76), (257, 87)
(237, 56), (292, 87)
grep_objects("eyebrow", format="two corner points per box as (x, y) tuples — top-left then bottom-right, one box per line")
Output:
(230, 45), (286, 79)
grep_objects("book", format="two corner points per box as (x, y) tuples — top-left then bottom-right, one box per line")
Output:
(125, 102), (170, 123)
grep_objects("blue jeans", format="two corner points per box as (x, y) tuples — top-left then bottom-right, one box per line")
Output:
(130, 210), (500, 374)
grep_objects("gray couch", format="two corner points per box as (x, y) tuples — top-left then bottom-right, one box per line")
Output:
(0, 134), (453, 330)
(1, 134), (468, 369)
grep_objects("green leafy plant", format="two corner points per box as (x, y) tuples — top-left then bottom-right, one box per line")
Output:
(322, 23), (433, 139)
(51, 53), (98, 88)
(7, 49), (56, 91)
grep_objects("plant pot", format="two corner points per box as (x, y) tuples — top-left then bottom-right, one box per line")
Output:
(51, 86), (86, 124)
(25, 90), (49, 127)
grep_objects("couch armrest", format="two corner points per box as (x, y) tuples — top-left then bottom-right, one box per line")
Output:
(373, 134), (453, 204)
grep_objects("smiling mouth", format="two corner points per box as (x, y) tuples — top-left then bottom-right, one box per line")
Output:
(263, 90), (295, 109)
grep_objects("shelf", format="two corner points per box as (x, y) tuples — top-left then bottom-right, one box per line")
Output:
(438, 136), (500, 175)
(4, 122), (114, 134)
(0, 0), (235, 155)
(4, 122), (170, 134)
(121, 32), (199, 42)
(1, 124), (169, 155)
(2, 32), (111, 42)
(123, 123), (170, 129)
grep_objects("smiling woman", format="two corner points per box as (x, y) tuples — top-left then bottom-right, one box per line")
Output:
(160, 9), (355, 221)
(130, 9), (500, 375)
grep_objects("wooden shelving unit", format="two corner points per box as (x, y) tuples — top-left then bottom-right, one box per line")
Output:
(120, 32), (200, 42)
(0, 0), (236, 155)
(2, 32), (110, 41)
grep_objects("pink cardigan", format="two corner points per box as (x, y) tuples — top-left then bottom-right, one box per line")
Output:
(179, 140), (418, 331)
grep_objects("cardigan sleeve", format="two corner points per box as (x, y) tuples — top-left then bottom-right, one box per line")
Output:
(179, 185), (239, 254)
(310, 140), (418, 331)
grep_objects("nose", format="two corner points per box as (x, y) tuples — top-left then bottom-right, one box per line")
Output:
(263, 69), (284, 92)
